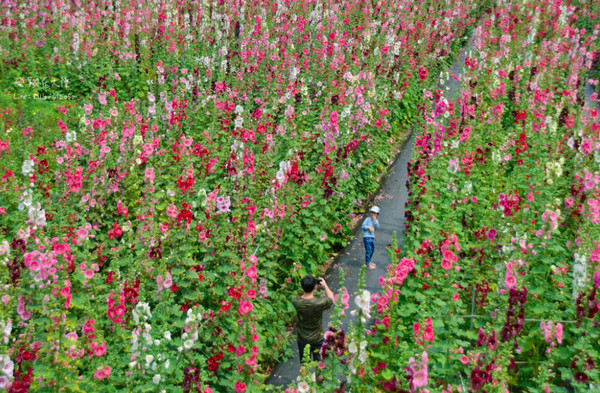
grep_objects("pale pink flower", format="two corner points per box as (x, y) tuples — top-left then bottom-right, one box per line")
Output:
(77, 228), (89, 239)
(166, 204), (178, 218)
(144, 167), (155, 183)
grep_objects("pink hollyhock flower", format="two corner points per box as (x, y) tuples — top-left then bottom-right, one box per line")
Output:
(98, 92), (107, 105)
(163, 272), (173, 288)
(53, 243), (69, 255)
(198, 231), (207, 242)
(412, 367), (428, 388)
(556, 323), (563, 344)
(234, 381), (246, 393)
(423, 318), (434, 342)
(238, 300), (253, 315)
(77, 228), (89, 239)
(145, 167), (155, 183)
(93, 365), (111, 379)
(166, 204), (178, 218)
(84, 103), (93, 115)
(441, 259), (453, 270)
(341, 287), (349, 309)
(93, 342), (106, 357)
(443, 250), (455, 261)
(246, 266), (257, 282)
(460, 355), (469, 364)
(84, 270), (95, 279)
(505, 275), (517, 289)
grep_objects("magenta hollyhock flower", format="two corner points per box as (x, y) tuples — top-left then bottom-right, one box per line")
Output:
(487, 228), (497, 241)
(443, 250), (455, 261)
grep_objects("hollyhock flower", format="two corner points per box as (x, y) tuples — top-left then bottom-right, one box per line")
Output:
(574, 371), (588, 384)
(198, 231), (208, 242)
(93, 342), (106, 356)
(93, 365), (111, 379)
(487, 228), (497, 241)
(235, 380), (247, 392)
(166, 204), (178, 218)
(505, 275), (517, 289)
(98, 92), (107, 105)
(246, 266), (257, 282)
(341, 288), (349, 309)
(412, 368), (428, 388)
(145, 168), (155, 183)
(460, 355), (469, 364)
(238, 301), (253, 315)
(77, 228), (89, 239)
(441, 259), (453, 270)
(423, 318), (434, 342)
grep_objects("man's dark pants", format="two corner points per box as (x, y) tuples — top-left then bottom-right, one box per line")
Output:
(298, 340), (323, 363)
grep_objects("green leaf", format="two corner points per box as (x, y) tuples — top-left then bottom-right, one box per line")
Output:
(382, 368), (394, 380)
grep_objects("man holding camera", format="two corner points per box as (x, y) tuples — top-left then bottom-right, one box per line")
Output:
(292, 275), (334, 363)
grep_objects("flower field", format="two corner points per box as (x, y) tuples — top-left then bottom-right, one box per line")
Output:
(0, 0), (599, 392)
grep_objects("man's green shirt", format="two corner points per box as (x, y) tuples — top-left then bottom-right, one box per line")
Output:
(292, 296), (333, 344)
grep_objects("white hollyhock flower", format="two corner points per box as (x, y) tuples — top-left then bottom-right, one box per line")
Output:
(355, 290), (371, 311)
(348, 341), (357, 354)
(183, 339), (194, 350)
(152, 374), (161, 384)
(297, 381), (310, 393)
(21, 160), (33, 176)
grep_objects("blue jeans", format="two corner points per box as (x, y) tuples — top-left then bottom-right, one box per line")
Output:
(364, 237), (375, 265)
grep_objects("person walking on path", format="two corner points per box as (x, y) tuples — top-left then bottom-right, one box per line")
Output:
(362, 206), (380, 269)
(291, 275), (334, 363)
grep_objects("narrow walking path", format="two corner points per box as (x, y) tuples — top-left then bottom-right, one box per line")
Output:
(266, 31), (477, 389)
(266, 130), (415, 388)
